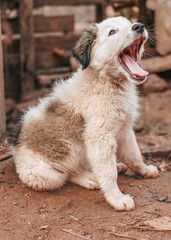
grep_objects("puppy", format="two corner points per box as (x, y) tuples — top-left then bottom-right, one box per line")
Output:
(13, 17), (159, 211)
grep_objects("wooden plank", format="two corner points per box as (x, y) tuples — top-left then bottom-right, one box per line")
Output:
(2, 34), (80, 54)
(35, 34), (80, 52)
(142, 54), (171, 73)
(2, 39), (19, 54)
(4, 51), (69, 73)
(2, 15), (74, 34)
(96, 3), (105, 23)
(34, 15), (74, 33)
(3, 53), (20, 100)
(155, 0), (171, 55)
(109, 0), (135, 7)
(20, 0), (35, 100)
(34, 0), (104, 8)
(0, 12), (6, 141)
(35, 52), (69, 69)
(146, 0), (156, 11)
(2, 18), (19, 34)
(1, 1), (19, 11)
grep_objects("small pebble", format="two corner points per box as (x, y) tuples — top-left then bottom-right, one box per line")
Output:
(151, 194), (158, 199)
(130, 183), (134, 187)
(157, 196), (168, 202)
(0, 171), (5, 175)
(155, 209), (162, 212)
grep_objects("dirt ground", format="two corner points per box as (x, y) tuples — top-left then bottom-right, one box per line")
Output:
(0, 158), (171, 240)
(1, 85), (171, 240)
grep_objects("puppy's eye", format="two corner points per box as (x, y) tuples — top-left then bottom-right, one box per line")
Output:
(109, 29), (116, 36)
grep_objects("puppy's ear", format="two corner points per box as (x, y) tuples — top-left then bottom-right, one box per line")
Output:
(72, 27), (97, 69)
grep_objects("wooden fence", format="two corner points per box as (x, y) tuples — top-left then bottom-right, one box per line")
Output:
(1, 0), (105, 100)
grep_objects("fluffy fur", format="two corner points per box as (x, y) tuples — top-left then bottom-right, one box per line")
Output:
(13, 17), (159, 211)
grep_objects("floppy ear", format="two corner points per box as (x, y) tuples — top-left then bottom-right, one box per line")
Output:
(72, 27), (97, 69)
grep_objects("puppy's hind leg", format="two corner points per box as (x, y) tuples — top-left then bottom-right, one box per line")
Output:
(14, 148), (68, 191)
(69, 171), (100, 190)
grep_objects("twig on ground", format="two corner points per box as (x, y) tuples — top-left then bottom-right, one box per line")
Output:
(0, 180), (16, 184)
(140, 202), (154, 207)
(109, 232), (138, 240)
(70, 215), (83, 225)
(5, 228), (14, 231)
(82, 213), (129, 221)
(0, 148), (12, 162)
(61, 229), (91, 240)
(131, 226), (171, 231)
(38, 225), (49, 230)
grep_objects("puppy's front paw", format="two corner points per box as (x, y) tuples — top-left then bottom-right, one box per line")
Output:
(107, 194), (135, 211)
(143, 165), (159, 178)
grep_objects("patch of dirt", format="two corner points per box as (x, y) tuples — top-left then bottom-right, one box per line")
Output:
(0, 158), (171, 240)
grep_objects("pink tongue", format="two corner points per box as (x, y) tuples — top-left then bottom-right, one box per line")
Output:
(122, 54), (148, 77)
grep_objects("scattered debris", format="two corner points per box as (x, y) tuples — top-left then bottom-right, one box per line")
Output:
(131, 226), (171, 231)
(151, 194), (158, 199)
(38, 225), (49, 230)
(157, 196), (168, 202)
(140, 202), (154, 208)
(61, 229), (91, 240)
(109, 232), (138, 240)
(70, 215), (83, 225)
(144, 216), (171, 231)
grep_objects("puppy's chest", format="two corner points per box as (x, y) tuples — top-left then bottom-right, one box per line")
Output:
(108, 93), (139, 124)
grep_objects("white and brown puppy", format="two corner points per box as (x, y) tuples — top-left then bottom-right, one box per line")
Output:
(13, 17), (159, 211)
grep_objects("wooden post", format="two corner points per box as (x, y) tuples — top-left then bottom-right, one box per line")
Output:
(20, 0), (35, 100)
(0, 10), (6, 143)
(96, 3), (105, 23)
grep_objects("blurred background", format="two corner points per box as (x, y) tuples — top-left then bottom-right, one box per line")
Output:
(0, 0), (171, 149)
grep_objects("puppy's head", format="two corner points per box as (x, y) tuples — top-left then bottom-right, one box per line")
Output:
(73, 17), (149, 85)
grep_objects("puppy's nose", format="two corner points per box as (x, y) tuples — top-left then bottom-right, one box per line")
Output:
(132, 23), (144, 33)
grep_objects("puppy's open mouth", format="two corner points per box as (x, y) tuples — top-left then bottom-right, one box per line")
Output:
(119, 37), (148, 82)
